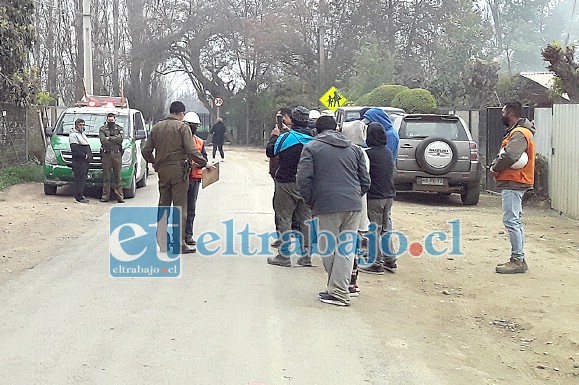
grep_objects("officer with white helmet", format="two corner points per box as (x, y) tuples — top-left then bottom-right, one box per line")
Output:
(182, 111), (215, 247)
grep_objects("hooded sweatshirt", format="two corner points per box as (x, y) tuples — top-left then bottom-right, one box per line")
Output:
(266, 124), (313, 183)
(490, 118), (536, 190)
(363, 108), (399, 160)
(297, 130), (370, 215)
(365, 122), (396, 199)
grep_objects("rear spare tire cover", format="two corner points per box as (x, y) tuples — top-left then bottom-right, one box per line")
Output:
(415, 136), (459, 175)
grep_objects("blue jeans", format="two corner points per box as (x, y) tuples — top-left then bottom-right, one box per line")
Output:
(185, 180), (201, 237)
(501, 189), (525, 260)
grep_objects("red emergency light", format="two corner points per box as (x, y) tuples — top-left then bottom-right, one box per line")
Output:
(76, 95), (129, 108)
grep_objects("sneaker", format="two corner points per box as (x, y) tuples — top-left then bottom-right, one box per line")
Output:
(383, 259), (398, 274)
(319, 291), (327, 297)
(297, 255), (312, 267)
(348, 286), (359, 297)
(497, 257), (528, 271)
(360, 263), (385, 275)
(319, 293), (349, 306)
(496, 258), (527, 274)
(117, 198), (125, 203)
(185, 235), (197, 246)
(267, 254), (291, 267)
(75, 198), (89, 203)
(271, 239), (282, 248)
(100, 197), (109, 202)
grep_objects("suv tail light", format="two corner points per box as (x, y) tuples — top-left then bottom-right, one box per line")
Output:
(469, 142), (479, 161)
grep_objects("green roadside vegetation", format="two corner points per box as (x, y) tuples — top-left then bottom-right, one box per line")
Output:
(0, 164), (44, 191)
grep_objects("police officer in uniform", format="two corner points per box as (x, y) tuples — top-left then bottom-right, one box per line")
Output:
(99, 113), (125, 203)
(142, 101), (207, 254)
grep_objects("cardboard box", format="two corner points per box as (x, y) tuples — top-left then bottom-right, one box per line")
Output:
(202, 162), (220, 189)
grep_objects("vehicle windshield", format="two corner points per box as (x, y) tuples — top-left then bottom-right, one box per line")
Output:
(399, 119), (468, 140)
(54, 112), (130, 137)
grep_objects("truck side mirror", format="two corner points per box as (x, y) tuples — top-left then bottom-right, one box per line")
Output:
(45, 127), (53, 137)
(135, 129), (147, 140)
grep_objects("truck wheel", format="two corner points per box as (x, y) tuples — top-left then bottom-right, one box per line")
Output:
(123, 174), (136, 199)
(44, 184), (57, 195)
(461, 184), (480, 205)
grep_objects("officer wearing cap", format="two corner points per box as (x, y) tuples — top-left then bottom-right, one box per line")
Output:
(142, 101), (207, 254)
(99, 113), (125, 203)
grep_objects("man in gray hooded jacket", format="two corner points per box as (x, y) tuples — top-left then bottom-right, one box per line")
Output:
(297, 116), (370, 306)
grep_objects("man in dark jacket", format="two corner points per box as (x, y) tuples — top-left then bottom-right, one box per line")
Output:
(297, 115), (371, 306)
(359, 122), (397, 275)
(266, 106), (313, 267)
(210, 118), (227, 160)
(99, 113), (125, 203)
(69, 118), (92, 203)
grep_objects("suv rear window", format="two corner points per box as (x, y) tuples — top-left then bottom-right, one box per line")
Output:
(54, 112), (130, 137)
(399, 116), (468, 140)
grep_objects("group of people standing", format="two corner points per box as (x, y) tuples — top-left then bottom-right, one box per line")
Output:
(266, 106), (401, 307)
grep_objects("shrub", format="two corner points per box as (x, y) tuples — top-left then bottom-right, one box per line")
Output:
(0, 164), (44, 191)
(355, 84), (408, 106)
(391, 88), (438, 113)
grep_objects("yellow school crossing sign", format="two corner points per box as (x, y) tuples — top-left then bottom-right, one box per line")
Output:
(319, 86), (347, 111)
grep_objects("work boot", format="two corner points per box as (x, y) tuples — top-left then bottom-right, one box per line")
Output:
(495, 258), (527, 274)
(497, 257), (528, 271)
(185, 235), (197, 246)
(267, 254), (291, 267)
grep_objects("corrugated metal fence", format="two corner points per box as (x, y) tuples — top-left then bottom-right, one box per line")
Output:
(545, 105), (579, 218)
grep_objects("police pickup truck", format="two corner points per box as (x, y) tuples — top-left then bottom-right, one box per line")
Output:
(43, 96), (149, 198)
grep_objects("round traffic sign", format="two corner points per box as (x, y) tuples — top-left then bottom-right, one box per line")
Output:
(214, 97), (224, 107)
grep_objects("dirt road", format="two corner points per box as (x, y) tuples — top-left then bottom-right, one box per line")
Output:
(0, 148), (577, 384)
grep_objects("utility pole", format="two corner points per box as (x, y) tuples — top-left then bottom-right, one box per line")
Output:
(318, 0), (326, 91)
(82, 0), (93, 95)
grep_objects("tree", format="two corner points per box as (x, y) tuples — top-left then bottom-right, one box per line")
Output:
(0, 0), (38, 105)
(345, 42), (396, 101)
(542, 42), (579, 102)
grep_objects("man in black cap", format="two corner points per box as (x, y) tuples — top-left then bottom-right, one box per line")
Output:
(99, 113), (125, 203)
(265, 106), (314, 267)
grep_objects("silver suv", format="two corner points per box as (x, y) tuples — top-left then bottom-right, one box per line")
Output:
(393, 114), (481, 205)
(335, 106), (405, 130)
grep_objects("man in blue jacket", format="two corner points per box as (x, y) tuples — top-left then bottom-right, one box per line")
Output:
(363, 108), (399, 161)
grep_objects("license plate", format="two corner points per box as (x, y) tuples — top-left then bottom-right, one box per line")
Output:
(421, 177), (444, 186)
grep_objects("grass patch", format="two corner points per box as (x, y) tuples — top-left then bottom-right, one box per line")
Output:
(0, 164), (44, 191)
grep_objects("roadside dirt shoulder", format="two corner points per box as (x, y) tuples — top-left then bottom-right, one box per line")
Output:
(0, 184), (110, 285)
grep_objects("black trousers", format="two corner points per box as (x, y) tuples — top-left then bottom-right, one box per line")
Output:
(72, 161), (89, 201)
(212, 143), (224, 158)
